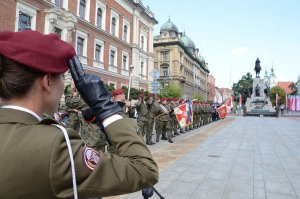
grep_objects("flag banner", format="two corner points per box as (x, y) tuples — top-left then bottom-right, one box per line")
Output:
(240, 94), (242, 105)
(217, 105), (228, 119)
(174, 101), (193, 128)
(289, 95), (300, 111)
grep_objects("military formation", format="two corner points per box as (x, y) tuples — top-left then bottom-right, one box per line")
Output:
(48, 82), (218, 150)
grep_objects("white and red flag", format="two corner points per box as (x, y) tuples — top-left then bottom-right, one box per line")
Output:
(174, 100), (193, 128)
(239, 94), (242, 107)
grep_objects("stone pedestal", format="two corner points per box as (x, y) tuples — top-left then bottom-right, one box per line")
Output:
(245, 77), (276, 116)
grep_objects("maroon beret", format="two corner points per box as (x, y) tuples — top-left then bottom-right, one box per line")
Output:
(149, 93), (155, 97)
(0, 30), (76, 74)
(179, 99), (185, 103)
(139, 93), (144, 98)
(110, 88), (124, 97)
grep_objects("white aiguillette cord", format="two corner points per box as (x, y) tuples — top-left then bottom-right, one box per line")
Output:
(52, 124), (78, 199)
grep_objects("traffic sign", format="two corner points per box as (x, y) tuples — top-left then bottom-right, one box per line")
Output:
(149, 69), (160, 80)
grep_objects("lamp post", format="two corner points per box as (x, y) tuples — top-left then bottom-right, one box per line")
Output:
(127, 65), (134, 100)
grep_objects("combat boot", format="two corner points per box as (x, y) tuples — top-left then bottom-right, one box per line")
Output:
(161, 136), (168, 140)
(168, 139), (174, 143)
(146, 140), (156, 145)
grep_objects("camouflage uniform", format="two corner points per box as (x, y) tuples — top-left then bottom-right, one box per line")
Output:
(135, 99), (148, 138)
(145, 97), (160, 145)
(170, 102), (179, 136)
(155, 103), (171, 142)
(65, 86), (87, 132)
(78, 113), (107, 152)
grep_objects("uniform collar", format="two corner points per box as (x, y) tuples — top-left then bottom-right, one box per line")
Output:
(2, 105), (42, 121)
(0, 107), (41, 125)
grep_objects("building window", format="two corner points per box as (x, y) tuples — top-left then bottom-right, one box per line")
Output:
(162, 67), (168, 76)
(162, 52), (169, 61)
(55, 0), (63, 7)
(54, 27), (62, 39)
(18, 11), (32, 31)
(123, 25), (127, 42)
(95, 44), (102, 61)
(141, 61), (144, 76)
(123, 55), (127, 70)
(110, 50), (115, 66)
(111, 17), (116, 35)
(141, 36), (144, 50)
(79, 0), (86, 19)
(77, 37), (84, 56)
(96, 8), (102, 28)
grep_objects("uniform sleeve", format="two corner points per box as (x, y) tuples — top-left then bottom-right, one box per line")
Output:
(65, 87), (86, 110)
(50, 118), (158, 199)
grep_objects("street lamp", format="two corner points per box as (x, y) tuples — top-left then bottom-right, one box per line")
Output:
(127, 65), (134, 100)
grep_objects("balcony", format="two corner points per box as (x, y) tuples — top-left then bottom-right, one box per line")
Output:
(93, 60), (104, 69)
(109, 65), (118, 73)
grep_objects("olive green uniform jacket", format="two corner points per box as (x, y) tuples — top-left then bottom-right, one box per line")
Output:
(0, 108), (158, 199)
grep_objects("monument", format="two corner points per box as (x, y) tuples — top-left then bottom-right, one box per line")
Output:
(245, 58), (276, 116)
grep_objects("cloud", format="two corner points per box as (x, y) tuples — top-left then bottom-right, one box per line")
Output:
(231, 47), (249, 55)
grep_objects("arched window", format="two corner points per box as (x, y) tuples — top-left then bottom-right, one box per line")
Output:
(97, 8), (102, 28)
(79, 0), (86, 19)
(123, 25), (127, 42)
(111, 17), (116, 35)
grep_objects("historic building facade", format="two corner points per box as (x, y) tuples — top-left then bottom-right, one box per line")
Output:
(207, 74), (216, 101)
(0, 0), (157, 90)
(153, 19), (210, 99)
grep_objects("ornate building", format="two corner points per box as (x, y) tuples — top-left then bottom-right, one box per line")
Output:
(264, 66), (277, 89)
(207, 74), (216, 101)
(153, 19), (210, 99)
(0, 0), (157, 90)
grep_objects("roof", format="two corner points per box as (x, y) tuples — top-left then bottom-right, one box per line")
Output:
(277, 82), (294, 94)
(160, 19), (179, 33)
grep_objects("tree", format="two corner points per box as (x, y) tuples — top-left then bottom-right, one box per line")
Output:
(288, 82), (298, 95)
(160, 82), (183, 98)
(192, 94), (205, 102)
(104, 84), (116, 93)
(232, 72), (253, 105)
(269, 86), (285, 106)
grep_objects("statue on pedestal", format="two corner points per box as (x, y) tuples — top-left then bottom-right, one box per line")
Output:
(254, 58), (262, 78)
(255, 84), (260, 97)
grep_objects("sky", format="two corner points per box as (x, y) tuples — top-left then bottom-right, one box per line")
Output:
(143, 0), (300, 88)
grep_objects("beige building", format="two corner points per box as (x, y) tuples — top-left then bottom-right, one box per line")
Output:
(153, 19), (210, 99)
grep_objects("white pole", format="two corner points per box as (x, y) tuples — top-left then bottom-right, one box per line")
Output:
(127, 65), (134, 100)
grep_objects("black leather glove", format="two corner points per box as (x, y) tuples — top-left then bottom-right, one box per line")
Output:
(68, 55), (123, 123)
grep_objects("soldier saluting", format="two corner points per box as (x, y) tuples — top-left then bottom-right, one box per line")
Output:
(0, 30), (158, 198)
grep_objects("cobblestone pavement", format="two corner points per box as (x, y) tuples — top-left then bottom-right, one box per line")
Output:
(105, 116), (300, 199)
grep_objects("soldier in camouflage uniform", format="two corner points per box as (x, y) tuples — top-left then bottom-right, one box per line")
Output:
(110, 88), (129, 118)
(192, 100), (197, 129)
(156, 97), (173, 143)
(169, 98), (179, 136)
(135, 93), (149, 143)
(79, 108), (107, 152)
(145, 93), (159, 145)
(65, 81), (87, 132)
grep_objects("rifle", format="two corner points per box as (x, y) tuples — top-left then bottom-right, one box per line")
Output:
(142, 186), (165, 199)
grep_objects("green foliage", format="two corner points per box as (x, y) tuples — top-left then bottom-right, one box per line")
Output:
(232, 72), (253, 105)
(269, 86), (286, 106)
(288, 82), (298, 95)
(160, 82), (183, 98)
(192, 94), (205, 102)
(104, 84), (116, 93)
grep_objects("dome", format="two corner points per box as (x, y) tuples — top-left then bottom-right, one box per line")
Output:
(198, 56), (206, 67)
(160, 19), (179, 33)
(181, 33), (195, 49)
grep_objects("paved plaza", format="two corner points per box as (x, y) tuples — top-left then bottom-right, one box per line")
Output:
(106, 116), (300, 199)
